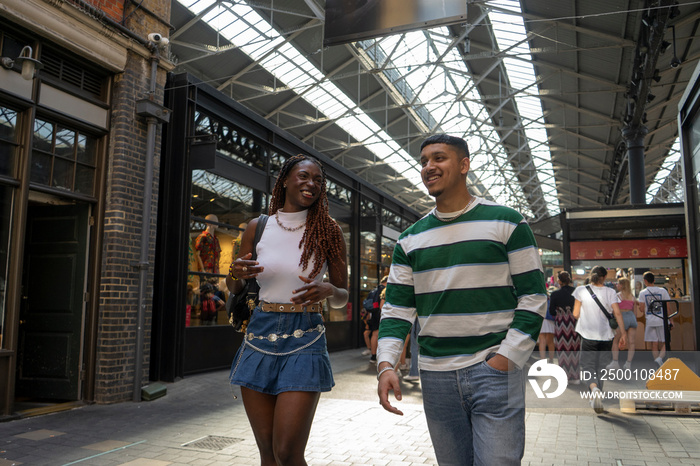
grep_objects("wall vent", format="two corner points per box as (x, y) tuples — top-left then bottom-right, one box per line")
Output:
(41, 51), (105, 99)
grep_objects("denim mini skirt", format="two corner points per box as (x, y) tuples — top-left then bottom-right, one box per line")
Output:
(229, 306), (334, 395)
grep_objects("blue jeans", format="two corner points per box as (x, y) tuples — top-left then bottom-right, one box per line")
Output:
(420, 357), (525, 466)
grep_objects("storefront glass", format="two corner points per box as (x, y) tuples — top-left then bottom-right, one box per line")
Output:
(0, 106), (18, 178)
(0, 185), (11, 347)
(326, 219), (352, 322)
(194, 111), (268, 171)
(381, 236), (395, 274)
(0, 103), (17, 347)
(327, 179), (352, 206)
(382, 208), (402, 232)
(188, 170), (267, 327)
(540, 249), (563, 287)
(30, 117), (97, 196)
(360, 230), (378, 295)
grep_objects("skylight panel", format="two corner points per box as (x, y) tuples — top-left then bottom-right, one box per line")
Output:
(179, 0), (564, 215)
(178, 0), (427, 190)
(647, 139), (683, 203)
(488, 0), (559, 217)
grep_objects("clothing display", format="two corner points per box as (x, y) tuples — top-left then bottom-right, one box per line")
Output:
(194, 230), (221, 273)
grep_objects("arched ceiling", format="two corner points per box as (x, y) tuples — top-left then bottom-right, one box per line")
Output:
(168, 0), (700, 236)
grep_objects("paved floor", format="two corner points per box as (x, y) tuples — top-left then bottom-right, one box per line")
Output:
(0, 348), (699, 465)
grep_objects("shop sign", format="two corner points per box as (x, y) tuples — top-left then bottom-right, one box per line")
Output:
(570, 238), (687, 260)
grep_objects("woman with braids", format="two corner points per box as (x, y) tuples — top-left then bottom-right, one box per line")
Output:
(226, 154), (348, 465)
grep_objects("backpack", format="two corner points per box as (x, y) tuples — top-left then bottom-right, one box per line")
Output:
(649, 298), (664, 316)
(363, 288), (379, 313)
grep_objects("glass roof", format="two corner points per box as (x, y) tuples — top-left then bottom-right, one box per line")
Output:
(181, 0), (425, 192)
(487, 0), (559, 217)
(647, 138), (683, 203)
(177, 0), (681, 219)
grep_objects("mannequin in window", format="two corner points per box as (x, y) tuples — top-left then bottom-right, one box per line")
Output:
(195, 214), (222, 274)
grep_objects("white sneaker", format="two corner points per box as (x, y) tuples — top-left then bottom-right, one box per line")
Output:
(404, 375), (420, 382)
(655, 357), (664, 367)
(591, 387), (604, 414)
(623, 361), (632, 371)
(361, 349), (371, 356)
(605, 360), (620, 370)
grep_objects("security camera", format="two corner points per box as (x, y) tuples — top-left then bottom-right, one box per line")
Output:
(148, 33), (169, 46)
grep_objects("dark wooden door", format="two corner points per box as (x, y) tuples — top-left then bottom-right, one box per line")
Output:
(16, 204), (88, 400)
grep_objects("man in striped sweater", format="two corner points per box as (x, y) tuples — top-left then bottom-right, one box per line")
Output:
(376, 134), (547, 465)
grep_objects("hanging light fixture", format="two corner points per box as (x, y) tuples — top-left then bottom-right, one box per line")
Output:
(670, 26), (681, 68)
(0, 45), (43, 80)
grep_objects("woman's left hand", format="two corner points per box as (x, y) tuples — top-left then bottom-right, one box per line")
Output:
(291, 275), (334, 305)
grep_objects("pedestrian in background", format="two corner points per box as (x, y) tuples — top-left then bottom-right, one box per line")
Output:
(573, 266), (626, 413)
(606, 277), (638, 370)
(638, 271), (674, 368)
(538, 286), (557, 363)
(549, 271), (580, 384)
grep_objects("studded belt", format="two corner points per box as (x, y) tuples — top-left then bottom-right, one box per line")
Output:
(246, 324), (325, 342)
(260, 301), (322, 313)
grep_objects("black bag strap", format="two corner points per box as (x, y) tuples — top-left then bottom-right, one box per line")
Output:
(247, 214), (268, 294)
(251, 214), (268, 261)
(586, 285), (613, 319)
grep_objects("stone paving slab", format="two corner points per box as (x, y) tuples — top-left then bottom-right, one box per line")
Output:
(0, 349), (699, 465)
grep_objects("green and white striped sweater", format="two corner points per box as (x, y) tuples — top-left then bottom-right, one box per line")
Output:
(377, 197), (547, 371)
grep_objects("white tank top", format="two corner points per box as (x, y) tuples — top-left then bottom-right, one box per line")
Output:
(255, 210), (328, 303)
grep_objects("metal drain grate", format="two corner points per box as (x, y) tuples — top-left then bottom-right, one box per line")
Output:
(182, 435), (243, 451)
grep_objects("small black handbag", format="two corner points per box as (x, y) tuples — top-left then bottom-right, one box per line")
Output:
(227, 215), (268, 332)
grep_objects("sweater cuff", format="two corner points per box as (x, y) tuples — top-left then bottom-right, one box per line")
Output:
(497, 340), (535, 370)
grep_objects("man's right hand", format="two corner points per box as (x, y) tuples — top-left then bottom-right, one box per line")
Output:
(377, 363), (403, 416)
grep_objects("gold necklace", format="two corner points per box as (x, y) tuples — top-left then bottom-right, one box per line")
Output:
(275, 210), (306, 232)
(432, 196), (477, 222)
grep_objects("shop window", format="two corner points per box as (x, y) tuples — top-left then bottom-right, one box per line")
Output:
(360, 230), (379, 299)
(327, 179), (352, 206)
(382, 208), (402, 231)
(0, 106), (19, 179)
(361, 198), (378, 217)
(381, 236), (396, 270)
(326, 219), (352, 322)
(269, 150), (288, 177)
(30, 118), (97, 196)
(0, 185), (11, 348)
(188, 171), (267, 327)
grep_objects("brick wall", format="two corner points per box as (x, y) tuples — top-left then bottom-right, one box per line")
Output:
(81, 0), (171, 38)
(94, 0), (171, 404)
(83, 0), (125, 22)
